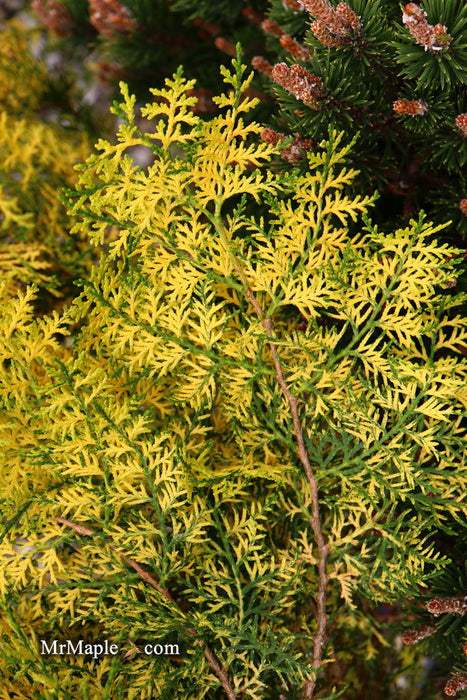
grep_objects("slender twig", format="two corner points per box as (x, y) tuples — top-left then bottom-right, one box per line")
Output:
(244, 289), (329, 699)
(202, 643), (237, 699)
(55, 517), (237, 700)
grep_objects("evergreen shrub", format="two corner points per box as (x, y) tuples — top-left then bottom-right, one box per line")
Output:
(0, 23), (94, 311)
(0, 54), (466, 698)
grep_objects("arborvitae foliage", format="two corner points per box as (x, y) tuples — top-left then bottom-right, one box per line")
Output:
(0, 22), (98, 311)
(0, 21), (49, 114)
(0, 55), (466, 698)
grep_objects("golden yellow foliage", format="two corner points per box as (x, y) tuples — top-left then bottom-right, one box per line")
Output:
(0, 55), (465, 698)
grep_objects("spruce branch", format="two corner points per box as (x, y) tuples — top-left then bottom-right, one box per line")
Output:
(54, 517), (238, 700)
